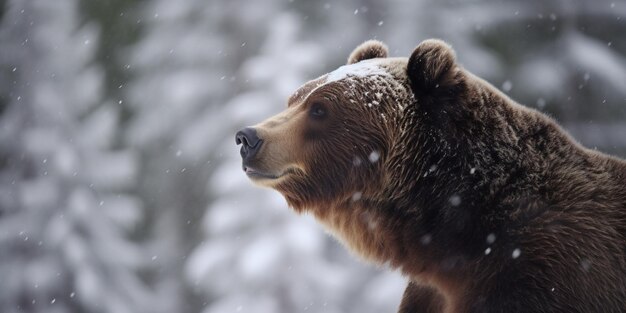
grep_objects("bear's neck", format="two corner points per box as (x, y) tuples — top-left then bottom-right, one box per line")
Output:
(311, 197), (398, 264)
(310, 193), (472, 297)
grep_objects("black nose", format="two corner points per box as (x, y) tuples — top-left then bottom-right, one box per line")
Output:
(235, 127), (262, 160)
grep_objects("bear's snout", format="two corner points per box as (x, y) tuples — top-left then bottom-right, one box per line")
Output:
(235, 127), (262, 162)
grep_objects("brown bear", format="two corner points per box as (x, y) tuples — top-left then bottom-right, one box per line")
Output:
(235, 39), (626, 313)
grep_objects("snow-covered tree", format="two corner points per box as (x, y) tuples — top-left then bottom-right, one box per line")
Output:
(0, 1), (160, 312)
(121, 0), (288, 311)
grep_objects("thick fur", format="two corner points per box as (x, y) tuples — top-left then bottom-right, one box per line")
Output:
(348, 39), (389, 64)
(240, 39), (626, 313)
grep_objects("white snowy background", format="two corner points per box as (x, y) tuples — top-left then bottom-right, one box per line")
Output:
(0, 0), (624, 313)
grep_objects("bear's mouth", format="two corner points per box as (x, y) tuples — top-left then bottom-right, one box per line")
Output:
(243, 166), (299, 181)
(244, 166), (280, 180)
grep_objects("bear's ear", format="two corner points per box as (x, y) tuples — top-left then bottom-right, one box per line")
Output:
(347, 40), (389, 65)
(407, 39), (461, 97)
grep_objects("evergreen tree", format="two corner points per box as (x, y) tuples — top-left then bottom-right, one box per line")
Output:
(0, 1), (159, 312)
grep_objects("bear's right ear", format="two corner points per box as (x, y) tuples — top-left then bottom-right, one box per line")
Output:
(407, 39), (461, 97)
(347, 40), (389, 65)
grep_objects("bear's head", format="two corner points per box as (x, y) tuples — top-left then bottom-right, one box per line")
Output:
(236, 39), (464, 215)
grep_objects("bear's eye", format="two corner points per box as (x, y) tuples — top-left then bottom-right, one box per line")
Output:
(309, 102), (327, 119)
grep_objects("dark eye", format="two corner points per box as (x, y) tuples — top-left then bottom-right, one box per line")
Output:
(309, 102), (327, 119)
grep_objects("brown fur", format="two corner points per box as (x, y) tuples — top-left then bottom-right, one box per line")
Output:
(237, 39), (626, 312)
(347, 40), (389, 65)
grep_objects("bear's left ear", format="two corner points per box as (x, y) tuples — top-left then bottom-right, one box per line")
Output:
(347, 40), (389, 65)
(407, 39), (462, 97)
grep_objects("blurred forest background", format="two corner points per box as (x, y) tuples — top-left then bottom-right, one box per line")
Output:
(0, 0), (624, 313)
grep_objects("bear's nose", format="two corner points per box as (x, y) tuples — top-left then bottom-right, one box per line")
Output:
(235, 127), (262, 160)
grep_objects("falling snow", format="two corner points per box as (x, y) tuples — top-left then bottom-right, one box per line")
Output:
(580, 258), (592, 271)
(368, 151), (380, 163)
(536, 98), (546, 109)
(449, 195), (461, 206)
(501, 80), (513, 92)
(512, 248), (521, 259)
